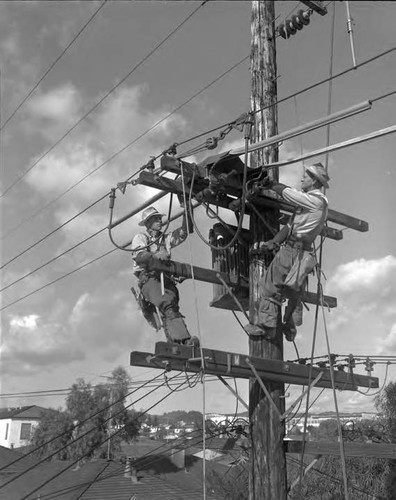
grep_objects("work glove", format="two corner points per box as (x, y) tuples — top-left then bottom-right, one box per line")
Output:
(260, 176), (274, 189)
(261, 240), (280, 252)
(155, 250), (171, 261)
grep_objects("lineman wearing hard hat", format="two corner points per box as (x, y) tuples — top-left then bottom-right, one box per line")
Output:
(245, 163), (329, 342)
(132, 206), (199, 346)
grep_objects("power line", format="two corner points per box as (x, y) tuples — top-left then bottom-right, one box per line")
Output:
(0, 1), (108, 132)
(0, 193), (108, 268)
(0, 247), (116, 312)
(0, 370), (176, 486)
(3, 41), (395, 259)
(17, 373), (193, 500)
(3, 86), (396, 311)
(0, 373), (224, 399)
(0, 227), (106, 293)
(0, 0), (208, 199)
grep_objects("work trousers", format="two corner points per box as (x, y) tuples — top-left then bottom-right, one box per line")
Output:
(257, 245), (303, 330)
(140, 274), (190, 343)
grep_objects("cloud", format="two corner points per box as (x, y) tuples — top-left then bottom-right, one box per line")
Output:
(324, 256), (396, 353)
(328, 255), (396, 294)
(25, 84), (82, 140)
(2, 310), (85, 375)
(377, 323), (396, 354)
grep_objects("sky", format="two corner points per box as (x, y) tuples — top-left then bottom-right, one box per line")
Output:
(0, 0), (396, 421)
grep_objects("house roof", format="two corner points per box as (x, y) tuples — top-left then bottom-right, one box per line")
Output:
(0, 405), (49, 420)
(0, 445), (39, 476)
(0, 457), (224, 500)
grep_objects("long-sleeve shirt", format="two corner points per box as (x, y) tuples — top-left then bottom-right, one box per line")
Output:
(281, 188), (328, 245)
(131, 226), (187, 275)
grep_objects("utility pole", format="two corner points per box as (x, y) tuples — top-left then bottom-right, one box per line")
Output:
(249, 2), (287, 499)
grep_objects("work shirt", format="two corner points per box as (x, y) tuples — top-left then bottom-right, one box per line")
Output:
(281, 188), (328, 245)
(131, 227), (187, 275)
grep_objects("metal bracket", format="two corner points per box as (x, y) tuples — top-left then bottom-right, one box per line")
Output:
(281, 372), (323, 421)
(246, 358), (323, 421)
(217, 375), (249, 411)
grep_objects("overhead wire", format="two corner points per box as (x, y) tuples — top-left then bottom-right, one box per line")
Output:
(0, 373), (225, 400)
(0, 370), (188, 489)
(2, 61), (396, 309)
(2, 48), (394, 270)
(0, 371), (165, 476)
(36, 420), (245, 500)
(17, 372), (197, 500)
(4, 41), (395, 247)
(0, 0), (208, 199)
(0, 0), (108, 133)
(1, 53), (249, 243)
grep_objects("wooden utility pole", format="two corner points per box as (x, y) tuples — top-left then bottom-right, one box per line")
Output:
(249, 2), (287, 499)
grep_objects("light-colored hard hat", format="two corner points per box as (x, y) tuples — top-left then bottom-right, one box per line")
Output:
(138, 207), (165, 226)
(305, 163), (330, 189)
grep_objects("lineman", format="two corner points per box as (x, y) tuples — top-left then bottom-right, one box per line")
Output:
(132, 206), (199, 346)
(245, 163), (329, 341)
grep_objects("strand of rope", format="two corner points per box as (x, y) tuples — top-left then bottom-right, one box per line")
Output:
(297, 2), (337, 494)
(0, 1), (108, 133)
(320, 283), (350, 499)
(0, 0), (208, 199)
(180, 159), (207, 500)
(322, 4), (349, 497)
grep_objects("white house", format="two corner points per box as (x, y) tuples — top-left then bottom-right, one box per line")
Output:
(0, 406), (48, 449)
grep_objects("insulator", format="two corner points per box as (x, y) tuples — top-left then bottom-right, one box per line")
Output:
(206, 137), (218, 150)
(329, 354), (337, 365)
(297, 9), (311, 26)
(291, 14), (304, 30)
(286, 19), (297, 35)
(347, 354), (356, 369)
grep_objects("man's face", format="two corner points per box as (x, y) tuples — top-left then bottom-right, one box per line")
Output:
(146, 215), (163, 231)
(300, 171), (315, 192)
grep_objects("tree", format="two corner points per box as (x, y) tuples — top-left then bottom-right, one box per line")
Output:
(376, 380), (396, 497)
(31, 366), (140, 461)
(29, 409), (74, 460)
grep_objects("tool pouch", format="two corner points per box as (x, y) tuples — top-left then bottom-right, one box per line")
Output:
(131, 287), (161, 331)
(283, 250), (316, 292)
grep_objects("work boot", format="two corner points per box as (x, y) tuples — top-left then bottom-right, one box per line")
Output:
(162, 309), (191, 344)
(244, 324), (277, 340)
(183, 336), (200, 348)
(282, 320), (297, 342)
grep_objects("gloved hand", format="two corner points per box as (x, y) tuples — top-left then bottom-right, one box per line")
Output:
(261, 239), (280, 252)
(260, 176), (274, 189)
(155, 250), (171, 261)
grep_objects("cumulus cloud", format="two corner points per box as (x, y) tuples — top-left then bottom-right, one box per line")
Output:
(377, 323), (396, 354)
(25, 84), (82, 139)
(2, 311), (85, 375)
(324, 256), (396, 350)
(326, 256), (396, 308)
